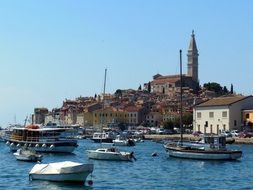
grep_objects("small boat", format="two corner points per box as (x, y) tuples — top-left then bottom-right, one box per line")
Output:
(113, 136), (135, 146)
(164, 135), (242, 160)
(91, 132), (115, 143)
(29, 161), (94, 184)
(14, 148), (43, 162)
(87, 147), (136, 161)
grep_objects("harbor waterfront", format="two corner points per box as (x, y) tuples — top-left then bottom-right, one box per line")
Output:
(144, 134), (253, 144)
(0, 139), (253, 190)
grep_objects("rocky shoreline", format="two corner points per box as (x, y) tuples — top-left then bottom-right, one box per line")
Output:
(144, 134), (253, 144)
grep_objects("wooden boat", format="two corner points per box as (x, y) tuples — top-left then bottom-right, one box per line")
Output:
(14, 148), (43, 162)
(164, 135), (242, 160)
(87, 147), (136, 161)
(164, 50), (242, 160)
(29, 161), (93, 184)
(6, 125), (78, 153)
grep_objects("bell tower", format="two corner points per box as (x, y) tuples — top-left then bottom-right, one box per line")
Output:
(187, 30), (199, 82)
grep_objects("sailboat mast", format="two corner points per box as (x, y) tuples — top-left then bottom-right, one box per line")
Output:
(101, 68), (107, 143)
(179, 50), (183, 145)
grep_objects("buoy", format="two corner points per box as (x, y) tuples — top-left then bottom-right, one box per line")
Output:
(87, 180), (93, 186)
(151, 152), (158, 157)
(42, 144), (47, 148)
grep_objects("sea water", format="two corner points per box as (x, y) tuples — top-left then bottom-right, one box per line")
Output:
(0, 139), (252, 190)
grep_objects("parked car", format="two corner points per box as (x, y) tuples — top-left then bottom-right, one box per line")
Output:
(230, 130), (239, 137)
(192, 131), (203, 137)
(221, 131), (232, 137)
(239, 131), (252, 138)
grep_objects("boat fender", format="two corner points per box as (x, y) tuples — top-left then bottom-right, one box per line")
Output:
(49, 144), (55, 149)
(42, 144), (47, 148)
(35, 144), (39, 148)
(29, 144), (32, 147)
(6, 141), (10, 145)
(87, 180), (93, 186)
(16, 144), (21, 148)
(10, 143), (14, 147)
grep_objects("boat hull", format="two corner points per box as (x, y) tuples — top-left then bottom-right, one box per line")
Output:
(29, 172), (91, 183)
(29, 162), (93, 183)
(92, 138), (113, 143)
(166, 147), (242, 160)
(7, 140), (77, 153)
(14, 153), (42, 162)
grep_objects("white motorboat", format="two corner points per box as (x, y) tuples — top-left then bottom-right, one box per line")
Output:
(91, 132), (115, 143)
(29, 161), (93, 184)
(87, 147), (136, 161)
(14, 148), (43, 162)
(113, 136), (135, 146)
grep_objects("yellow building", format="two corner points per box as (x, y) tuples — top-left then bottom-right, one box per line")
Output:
(93, 107), (128, 127)
(242, 110), (253, 125)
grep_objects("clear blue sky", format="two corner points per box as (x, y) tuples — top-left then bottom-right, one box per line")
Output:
(0, 0), (253, 126)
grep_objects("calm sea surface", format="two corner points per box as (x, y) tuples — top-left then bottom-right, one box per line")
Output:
(0, 139), (253, 190)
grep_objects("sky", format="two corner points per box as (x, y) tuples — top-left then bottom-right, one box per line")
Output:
(0, 0), (253, 126)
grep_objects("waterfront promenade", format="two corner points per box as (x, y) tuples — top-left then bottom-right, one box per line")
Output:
(144, 134), (253, 144)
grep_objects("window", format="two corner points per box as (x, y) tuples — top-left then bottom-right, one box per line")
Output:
(222, 111), (227, 118)
(197, 112), (201, 119)
(209, 112), (214, 118)
(234, 120), (237, 126)
(246, 113), (249, 119)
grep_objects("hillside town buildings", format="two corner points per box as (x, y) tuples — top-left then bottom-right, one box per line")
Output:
(32, 31), (253, 134)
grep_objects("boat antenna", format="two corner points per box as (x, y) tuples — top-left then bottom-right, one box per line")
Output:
(179, 49), (183, 146)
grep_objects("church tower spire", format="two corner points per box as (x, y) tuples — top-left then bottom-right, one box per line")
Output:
(187, 30), (199, 82)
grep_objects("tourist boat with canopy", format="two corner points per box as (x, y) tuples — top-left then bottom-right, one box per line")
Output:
(164, 50), (242, 160)
(6, 124), (78, 153)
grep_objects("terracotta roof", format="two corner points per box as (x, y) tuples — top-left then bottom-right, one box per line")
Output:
(196, 96), (252, 107)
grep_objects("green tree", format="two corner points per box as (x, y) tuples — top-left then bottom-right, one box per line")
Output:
(148, 81), (151, 93)
(203, 82), (223, 95)
(230, 84), (234, 94)
(223, 86), (228, 94)
(138, 85), (142, 91)
(163, 120), (174, 130)
(182, 112), (193, 126)
(115, 89), (122, 99)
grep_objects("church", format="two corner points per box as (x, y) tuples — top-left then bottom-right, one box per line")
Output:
(148, 31), (199, 94)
